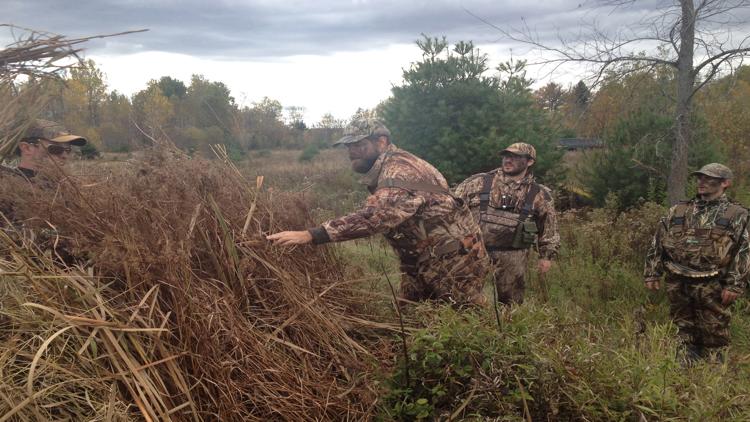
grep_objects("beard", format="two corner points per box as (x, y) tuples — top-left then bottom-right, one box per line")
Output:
(351, 156), (379, 174)
(502, 165), (527, 176)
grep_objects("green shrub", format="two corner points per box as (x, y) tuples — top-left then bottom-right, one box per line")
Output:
(378, 203), (750, 421)
(298, 144), (320, 162)
(79, 142), (101, 159)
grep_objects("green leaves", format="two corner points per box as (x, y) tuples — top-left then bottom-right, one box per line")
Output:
(381, 36), (562, 185)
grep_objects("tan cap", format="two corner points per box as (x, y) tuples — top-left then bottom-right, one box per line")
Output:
(23, 119), (87, 146)
(501, 142), (536, 160)
(334, 118), (391, 146)
(691, 163), (733, 180)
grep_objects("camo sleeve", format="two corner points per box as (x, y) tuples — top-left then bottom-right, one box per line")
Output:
(536, 187), (559, 260)
(452, 175), (483, 200)
(644, 210), (670, 281)
(316, 187), (425, 243)
(724, 213), (750, 294)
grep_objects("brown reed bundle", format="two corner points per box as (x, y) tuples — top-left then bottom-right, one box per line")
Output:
(0, 149), (391, 420)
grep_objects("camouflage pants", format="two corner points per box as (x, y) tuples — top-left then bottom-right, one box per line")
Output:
(665, 277), (732, 349)
(489, 249), (530, 305)
(399, 249), (488, 307)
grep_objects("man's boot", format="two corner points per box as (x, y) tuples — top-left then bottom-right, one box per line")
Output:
(683, 344), (705, 366)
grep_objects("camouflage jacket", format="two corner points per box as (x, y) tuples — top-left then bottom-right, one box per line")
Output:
(644, 195), (750, 293)
(453, 170), (560, 260)
(310, 145), (486, 267)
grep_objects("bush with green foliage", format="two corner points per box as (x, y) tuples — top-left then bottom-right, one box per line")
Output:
(578, 73), (724, 209)
(79, 142), (101, 159)
(380, 36), (563, 185)
(298, 143), (320, 162)
(378, 202), (750, 421)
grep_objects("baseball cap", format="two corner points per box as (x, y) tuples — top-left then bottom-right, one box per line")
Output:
(333, 118), (391, 146)
(22, 119), (87, 146)
(691, 163), (733, 180)
(500, 142), (536, 160)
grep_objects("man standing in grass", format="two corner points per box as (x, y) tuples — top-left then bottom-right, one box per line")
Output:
(454, 143), (559, 305)
(644, 163), (749, 362)
(267, 118), (489, 307)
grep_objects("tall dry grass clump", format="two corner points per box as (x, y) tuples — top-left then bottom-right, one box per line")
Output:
(0, 149), (385, 421)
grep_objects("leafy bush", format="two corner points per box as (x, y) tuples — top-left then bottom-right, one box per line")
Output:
(379, 203), (750, 421)
(380, 36), (563, 185)
(579, 108), (722, 209)
(79, 142), (101, 159)
(298, 143), (320, 162)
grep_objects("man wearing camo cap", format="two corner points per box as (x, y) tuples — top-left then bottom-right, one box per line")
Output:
(268, 118), (489, 307)
(454, 142), (559, 305)
(644, 163), (749, 363)
(3, 119), (88, 179)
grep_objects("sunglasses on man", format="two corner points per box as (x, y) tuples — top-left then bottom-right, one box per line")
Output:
(22, 138), (73, 156)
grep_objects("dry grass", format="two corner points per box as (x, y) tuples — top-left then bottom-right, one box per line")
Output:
(0, 147), (393, 421)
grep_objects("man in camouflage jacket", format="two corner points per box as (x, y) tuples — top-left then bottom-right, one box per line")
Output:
(267, 118), (489, 307)
(644, 163), (749, 360)
(454, 143), (559, 305)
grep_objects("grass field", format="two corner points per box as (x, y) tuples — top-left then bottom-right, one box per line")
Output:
(2, 148), (749, 421)
(251, 150), (750, 421)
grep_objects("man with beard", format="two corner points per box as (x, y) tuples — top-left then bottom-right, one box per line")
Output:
(267, 118), (489, 307)
(454, 143), (559, 305)
(644, 163), (749, 362)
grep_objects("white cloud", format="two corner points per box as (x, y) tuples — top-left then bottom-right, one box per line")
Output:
(90, 43), (421, 123)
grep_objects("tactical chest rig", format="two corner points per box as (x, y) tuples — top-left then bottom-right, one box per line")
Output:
(477, 172), (539, 251)
(662, 201), (746, 279)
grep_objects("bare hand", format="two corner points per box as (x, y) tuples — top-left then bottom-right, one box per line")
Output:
(538, 259), (553, 275)
(266, 230), (313, 246)
(721, 289), (741, 306)
(645, 279), (660, 291)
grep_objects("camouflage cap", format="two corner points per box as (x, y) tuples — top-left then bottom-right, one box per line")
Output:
(500, 142), (536, 160)
(22, 119), (87, 146)
(691, 163), (733, 180)
(333, 118), (391, 146)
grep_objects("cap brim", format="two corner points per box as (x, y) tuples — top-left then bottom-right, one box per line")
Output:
(52, 134), (87, 146)
(333, 134), (369, 146)
(691, 171), (727, 179)
(500, 148), (525, 156)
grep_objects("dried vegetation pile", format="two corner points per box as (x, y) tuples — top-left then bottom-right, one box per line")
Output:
(0, 149), (386, 421)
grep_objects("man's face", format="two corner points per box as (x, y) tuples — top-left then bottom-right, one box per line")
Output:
(696, 174), (730, 199)
(346, 137), (381, 173)
(20, 139), (72, 168)
(501, 153), (533, 176)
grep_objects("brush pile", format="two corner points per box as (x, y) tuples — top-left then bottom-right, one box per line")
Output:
(0, 148), (385, 421)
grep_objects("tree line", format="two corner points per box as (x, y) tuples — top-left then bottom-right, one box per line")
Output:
(17, 60), (348, 158)
(6, 36), (750, 208)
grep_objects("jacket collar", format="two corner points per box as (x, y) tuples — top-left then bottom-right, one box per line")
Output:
(694, 193), (729, 207)
(362, 144), (398, 190)
(495, 169), (535, 187)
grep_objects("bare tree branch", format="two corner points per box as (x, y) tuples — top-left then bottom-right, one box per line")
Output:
(466, 0), (750, 204)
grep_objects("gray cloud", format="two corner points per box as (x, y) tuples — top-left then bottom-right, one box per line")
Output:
(2, 0), (612, 59)
(4, 0), (749, 61)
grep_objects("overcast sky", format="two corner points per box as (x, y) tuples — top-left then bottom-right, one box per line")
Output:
(4, 0), (750, 123)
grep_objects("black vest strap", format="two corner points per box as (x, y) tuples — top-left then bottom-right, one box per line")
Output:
(479, 173), (494, 212)
(519, 184), (541, 221)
